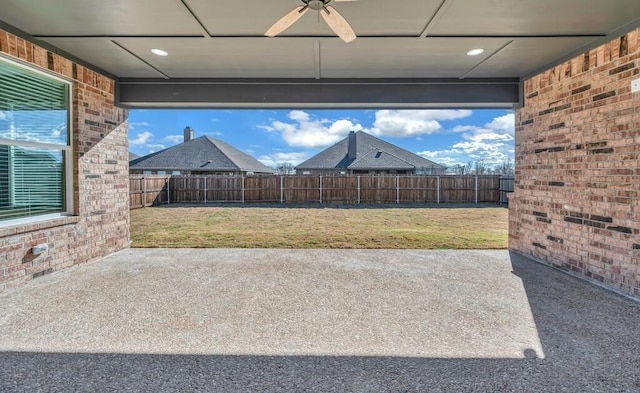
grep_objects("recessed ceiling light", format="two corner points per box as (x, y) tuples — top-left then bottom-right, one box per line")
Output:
(151, 49), (169, 56)
(467, 48), (485, 56)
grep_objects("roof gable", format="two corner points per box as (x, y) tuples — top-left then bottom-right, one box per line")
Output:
(205, 137), (273, 173)
(296, 138), (351, 170)
(130, 135), (273, 173)
(296, 131), (444, 170)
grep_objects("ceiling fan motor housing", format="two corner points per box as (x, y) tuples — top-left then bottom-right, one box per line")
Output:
(306, 0), (331, 11)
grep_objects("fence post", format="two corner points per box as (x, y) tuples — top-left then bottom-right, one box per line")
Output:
(319, 175), (323, 204)
(242, 175), (245, 203)
(280, 176), (284, 204)
(142, 176), (146, 207)
(437, 176), (440, 204)
(475, 176), (478, 204)
(357, 176), (361, 204)
(396, 175), (400, 204)
(167, 177), (171, 205)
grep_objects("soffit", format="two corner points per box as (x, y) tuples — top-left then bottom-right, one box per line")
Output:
(1, 0), (638, 107)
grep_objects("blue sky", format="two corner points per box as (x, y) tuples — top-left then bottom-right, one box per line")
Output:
(128, 109), (515, 169)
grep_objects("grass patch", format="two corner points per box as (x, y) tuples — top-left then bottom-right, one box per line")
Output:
(130, 205), (508, 249)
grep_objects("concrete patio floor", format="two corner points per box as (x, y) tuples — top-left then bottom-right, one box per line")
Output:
(1, 249), (638, 392)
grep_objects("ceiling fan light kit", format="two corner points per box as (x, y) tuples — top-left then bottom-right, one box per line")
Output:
(265, 0), (358, 43)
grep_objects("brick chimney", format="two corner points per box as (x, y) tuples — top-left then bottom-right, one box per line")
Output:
(184, 126), (194, 143)
(348, 131), (357, 159)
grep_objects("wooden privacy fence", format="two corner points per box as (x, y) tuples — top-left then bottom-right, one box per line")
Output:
(500, 176), (515, 204)
(130, 176), (171, 209)
(130, 175), (514, 208)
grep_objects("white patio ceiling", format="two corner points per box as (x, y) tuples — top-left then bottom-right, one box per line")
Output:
(1, 0), (639, 108)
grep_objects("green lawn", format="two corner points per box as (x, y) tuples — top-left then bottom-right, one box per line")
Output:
(130, 205), (508, 249)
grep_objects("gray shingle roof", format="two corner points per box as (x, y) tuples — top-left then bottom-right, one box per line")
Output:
(296, 131), (444, 171)
(348, 149), (415, 170)
(129, 136), (273, 173)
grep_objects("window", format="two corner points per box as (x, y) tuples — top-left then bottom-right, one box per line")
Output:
(0, 56), (72, 225)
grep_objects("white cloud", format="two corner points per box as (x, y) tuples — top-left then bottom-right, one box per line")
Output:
(417, 113), (515, 168)
(0, 111), (6, 120)
(257, 125), (275, 132)
(465, 133), (513, 143)
(258, 151), (310, 168)
(51, 123), (66, 138)
(452, 125), (477, 133)
(129, 122), (150, 131)
(370, 110), (472, 138)
(454, 113), (515, 138)
(258, 110), (511, 168)
(289, 110), (310, 122)
(451, 137), (510, 163)
(0, 121), (67, 145)
(129, 131), (153, 145)
(417, 150), (467, 168)
(486, 113), (516, 135)
(146, 143), (166, 153)
(261, 111), (363, 148)
(164, 135), (183, 143)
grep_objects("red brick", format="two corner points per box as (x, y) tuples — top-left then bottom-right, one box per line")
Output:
(0, 28), (130, 291)
(511, 28), (640, 298)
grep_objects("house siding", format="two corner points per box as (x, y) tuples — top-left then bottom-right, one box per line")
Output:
(510, 28), (640, 297)
(0, 29), (129, 291)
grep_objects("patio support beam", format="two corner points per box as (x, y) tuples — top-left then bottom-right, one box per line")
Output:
(117, 78), (521, 109)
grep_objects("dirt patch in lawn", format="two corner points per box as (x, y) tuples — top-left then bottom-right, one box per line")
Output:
(130, 204), (508, 249)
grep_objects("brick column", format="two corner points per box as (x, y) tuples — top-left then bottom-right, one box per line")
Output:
(510, 29), (640, 297)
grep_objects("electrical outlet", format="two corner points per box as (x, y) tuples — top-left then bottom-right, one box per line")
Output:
(632, 78), (640, 93)
(32, 243), (49, 255)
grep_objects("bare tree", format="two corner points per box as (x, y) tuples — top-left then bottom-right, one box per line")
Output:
(473, 160), (488, 175)
(457, 161), (472, 175)
(274, 162), (295, 175)
(495, 159), (514, 175)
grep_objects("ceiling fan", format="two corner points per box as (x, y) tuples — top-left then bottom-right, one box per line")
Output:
(265, 0), (359, 43)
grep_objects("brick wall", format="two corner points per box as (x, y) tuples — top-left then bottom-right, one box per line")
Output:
(510, 29), (640, 297)
(0, 29), (130, 291)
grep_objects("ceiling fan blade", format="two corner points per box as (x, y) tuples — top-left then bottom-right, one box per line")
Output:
(321, 6), (356, 43)
(265, 6), (309, 37)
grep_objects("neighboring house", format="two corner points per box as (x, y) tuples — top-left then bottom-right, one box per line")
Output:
(130, 127), (273, 175)
(128, 152), (140, 161)
(296, 131), (446, 175)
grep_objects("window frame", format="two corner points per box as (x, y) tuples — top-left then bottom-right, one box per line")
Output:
(0, 54), (74, 228)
